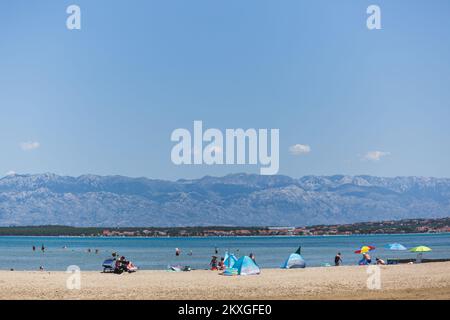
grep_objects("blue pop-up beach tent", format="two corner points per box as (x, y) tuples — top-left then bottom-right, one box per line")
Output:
(281, 246), (306, 269)
(224, 252), (238, 268)
(281, 253), (306, 269)
(232, 256), (260, 275)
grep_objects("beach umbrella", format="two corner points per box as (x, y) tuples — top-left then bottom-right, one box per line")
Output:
(410, 246), (431, 263)
(354, 245), (375, 254)
(385, 243), (407, 251)
(409, 246), (431, 253)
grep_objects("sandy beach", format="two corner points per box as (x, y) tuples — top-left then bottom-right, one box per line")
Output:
(0, 262), (449, 300)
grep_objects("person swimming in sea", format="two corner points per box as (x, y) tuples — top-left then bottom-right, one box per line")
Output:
(175, 248), (181, 256)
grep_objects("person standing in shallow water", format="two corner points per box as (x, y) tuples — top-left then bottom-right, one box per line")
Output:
(335, 252), (343, 266)
(41, 244), (45, 252)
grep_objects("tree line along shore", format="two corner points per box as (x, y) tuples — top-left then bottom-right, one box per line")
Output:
(0, 217), (448, 237)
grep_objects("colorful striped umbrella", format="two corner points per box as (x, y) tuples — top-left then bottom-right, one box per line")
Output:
(354, 245), (375, 254)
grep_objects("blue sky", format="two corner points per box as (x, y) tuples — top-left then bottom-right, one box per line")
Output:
(1, 0), (449, 180)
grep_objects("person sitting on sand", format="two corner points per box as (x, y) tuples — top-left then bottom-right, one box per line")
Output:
(114, 256), (129, 273)
(218, 257), (225, 270)
(249, 253), (256, 263)
(335, 252), (343, 266)
(210, 256), (218, 271)
(364, 253), (372, 264)
(376, 257), (386, 265)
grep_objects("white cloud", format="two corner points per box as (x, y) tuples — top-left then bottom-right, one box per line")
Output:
(20, 141), (40, 151)
(289, 144), (311, 156)
(5, 171), (16, 176)
(363, 151), (390, 161)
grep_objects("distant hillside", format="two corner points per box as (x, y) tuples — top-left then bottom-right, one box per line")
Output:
(0, 173), (449, 227)
(0, 217), (448, 237)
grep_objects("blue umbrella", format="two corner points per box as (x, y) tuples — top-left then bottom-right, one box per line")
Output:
(385, 243), (407, 251)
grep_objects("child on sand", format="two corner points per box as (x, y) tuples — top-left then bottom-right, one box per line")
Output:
(210, 256), (218, 271)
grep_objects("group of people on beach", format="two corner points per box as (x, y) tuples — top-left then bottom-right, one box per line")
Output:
(175, 247), (256, 271)
(108, 252), (138, 274)
(334, 252), (386, 266)
(209, 251), (256, 271)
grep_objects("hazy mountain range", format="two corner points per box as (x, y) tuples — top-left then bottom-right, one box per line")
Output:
(0, 173), (449, 227)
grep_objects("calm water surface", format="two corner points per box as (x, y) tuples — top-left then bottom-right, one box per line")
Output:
(1, 233), (449, 271)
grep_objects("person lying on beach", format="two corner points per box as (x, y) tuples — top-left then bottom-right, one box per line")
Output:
(376, 257), (386, 265)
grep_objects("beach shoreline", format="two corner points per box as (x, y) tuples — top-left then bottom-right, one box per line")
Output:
(1, 262), (449, 300)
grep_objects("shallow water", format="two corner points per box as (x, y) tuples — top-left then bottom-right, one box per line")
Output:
(1, 233), (449, 271)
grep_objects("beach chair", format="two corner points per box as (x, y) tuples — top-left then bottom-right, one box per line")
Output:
(102, 258), (116, 273)
(387, 258), (399, 265)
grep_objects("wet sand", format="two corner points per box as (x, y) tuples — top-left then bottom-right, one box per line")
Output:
(0, 262), (449, 300)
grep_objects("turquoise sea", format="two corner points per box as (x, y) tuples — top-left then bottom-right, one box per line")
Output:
(1, 233), (449, 271)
